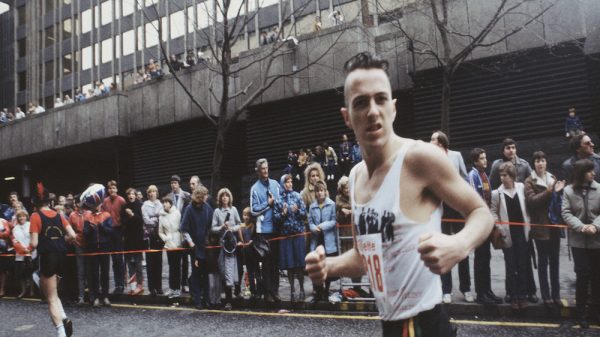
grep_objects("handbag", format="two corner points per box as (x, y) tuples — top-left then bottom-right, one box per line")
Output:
(251, 235), (270, 259)
(490, 225), (510, 249)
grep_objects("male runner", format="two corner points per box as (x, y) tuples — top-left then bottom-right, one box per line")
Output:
(30, 183), (76, 337)
(305, 52), (494, 336)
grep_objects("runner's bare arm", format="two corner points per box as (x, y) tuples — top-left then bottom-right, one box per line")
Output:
(306, 215), (365, 285)
(409, 143), (494, 275)
(306, 246), (365, 285)
(31, 232), (38, 249)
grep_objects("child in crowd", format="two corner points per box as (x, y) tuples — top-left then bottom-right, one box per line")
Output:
(238, 207), (258, 299)
(308, 181), (338, 302)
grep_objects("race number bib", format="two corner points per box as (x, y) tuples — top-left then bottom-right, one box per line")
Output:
(356, 233), (386, 305)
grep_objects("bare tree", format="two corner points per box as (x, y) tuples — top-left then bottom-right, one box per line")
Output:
(379, 0), (559, 135)
(141, 0), (350, 194)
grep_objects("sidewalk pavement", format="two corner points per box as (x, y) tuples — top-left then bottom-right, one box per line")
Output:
(101, 238), (576, 319)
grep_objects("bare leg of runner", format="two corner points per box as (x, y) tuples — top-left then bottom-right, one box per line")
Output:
(41, 275), (70, 337)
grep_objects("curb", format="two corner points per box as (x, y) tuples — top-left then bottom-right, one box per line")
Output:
(107, 294), (576, 319)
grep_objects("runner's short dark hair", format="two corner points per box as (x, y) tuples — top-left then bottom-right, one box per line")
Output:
(343, 52), (389, 76)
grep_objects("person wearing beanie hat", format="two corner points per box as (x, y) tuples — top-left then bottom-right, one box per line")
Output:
(30, 182), (76, 337)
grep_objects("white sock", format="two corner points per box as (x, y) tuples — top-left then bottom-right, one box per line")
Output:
(56, 324), (66, 337)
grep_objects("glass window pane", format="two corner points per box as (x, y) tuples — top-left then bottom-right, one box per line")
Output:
(227, 0), (245, 19)
(94, 43), (100, 66)
(18, 71), (27, 91)
(82, 46), (92, 70)
(81, 9), (92, 33)
(101, 0), (112, 26)
(45, 25), (55, 47)
(115, 0), (121, 19)
(63, 0), (72, 5)
(63, 18), (72, 39)
(145, 21), (158, 47)
(196, 3), (210, 29)
(123, 30), (134, 55)
(18, 39), (26, 58)
(17, 6), (26, 26)
(137, 26), (144, 51)
(161, 17), (168, 42)
(116, 34), (121, 58)
(145, 0), (158, 7)
(63, 53), (73, 74)
(45, 60), (54, 82)
(170, 10), (185, 39)
(46, 0), (55, 13)
(122, 0), (135, 16)
(102, 38), (113, 64)
(95, 5), (100, 28)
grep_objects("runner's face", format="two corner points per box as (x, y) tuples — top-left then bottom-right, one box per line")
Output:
(341, 69), (396, 149)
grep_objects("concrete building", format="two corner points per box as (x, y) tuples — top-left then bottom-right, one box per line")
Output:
(0, 0), (598, 205)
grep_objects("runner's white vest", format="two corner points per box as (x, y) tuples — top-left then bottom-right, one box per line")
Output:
(350, 142), (442, 321)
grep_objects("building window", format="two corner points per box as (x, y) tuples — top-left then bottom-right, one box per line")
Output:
(17, 6), (26, 26)
(137, 26), (143, 51)
(45, 60), (55, 82)
(63, 53), (73, 74)
(82, 46), (92, 70)
(46, 0), (55, 13)
(45, 25), (55, 47)
(122, 30), (134, 55)
(81, 9), (92, 34)
(18, 39), (26, 58)
(170, 10), (185, 39)
(18, 71), (26, 91)
(122, 0), (135, 16)
(196, 3), (210, 30)
(145, 0), (158, 7)
(63, 0), (72, 5)
(101, 38), (113, 64)
(145, 21), (159, 47)
(63, 18), (72, 39)
(94, 43), (100, 66)
(44, 96), (54, 109)
(101, 0), (113, 26)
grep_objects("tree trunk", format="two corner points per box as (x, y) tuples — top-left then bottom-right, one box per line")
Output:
(440, 69), (451, 135)
(210, 124), (226, 197)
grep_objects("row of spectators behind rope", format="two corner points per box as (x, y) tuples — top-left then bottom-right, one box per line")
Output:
(0, 50), (212, 123)
(430, 131), (600, 327)
(0, 131), (598, 317)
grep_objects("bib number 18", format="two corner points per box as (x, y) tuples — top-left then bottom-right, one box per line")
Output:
(362, 254), (383, 292)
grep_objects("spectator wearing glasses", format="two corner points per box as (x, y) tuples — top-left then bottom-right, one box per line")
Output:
(562, 134), (600, 184)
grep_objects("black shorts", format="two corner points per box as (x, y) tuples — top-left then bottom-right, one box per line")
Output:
(39, 252), (65, 278)
(381, 305), (456, 337)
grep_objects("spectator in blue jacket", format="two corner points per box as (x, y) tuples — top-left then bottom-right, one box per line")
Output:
(565, 107), (584, 138)
(274, 174), (307, 302)
(180, 186), (213, 309)
(308, 180), (338, 303)
(250, 158), (281, 303)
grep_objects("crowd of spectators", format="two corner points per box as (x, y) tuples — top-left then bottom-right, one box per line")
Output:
(0, 119), (598, 326)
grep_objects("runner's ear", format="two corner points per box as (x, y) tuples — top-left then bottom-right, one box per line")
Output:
(340, 107), (351, 129)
